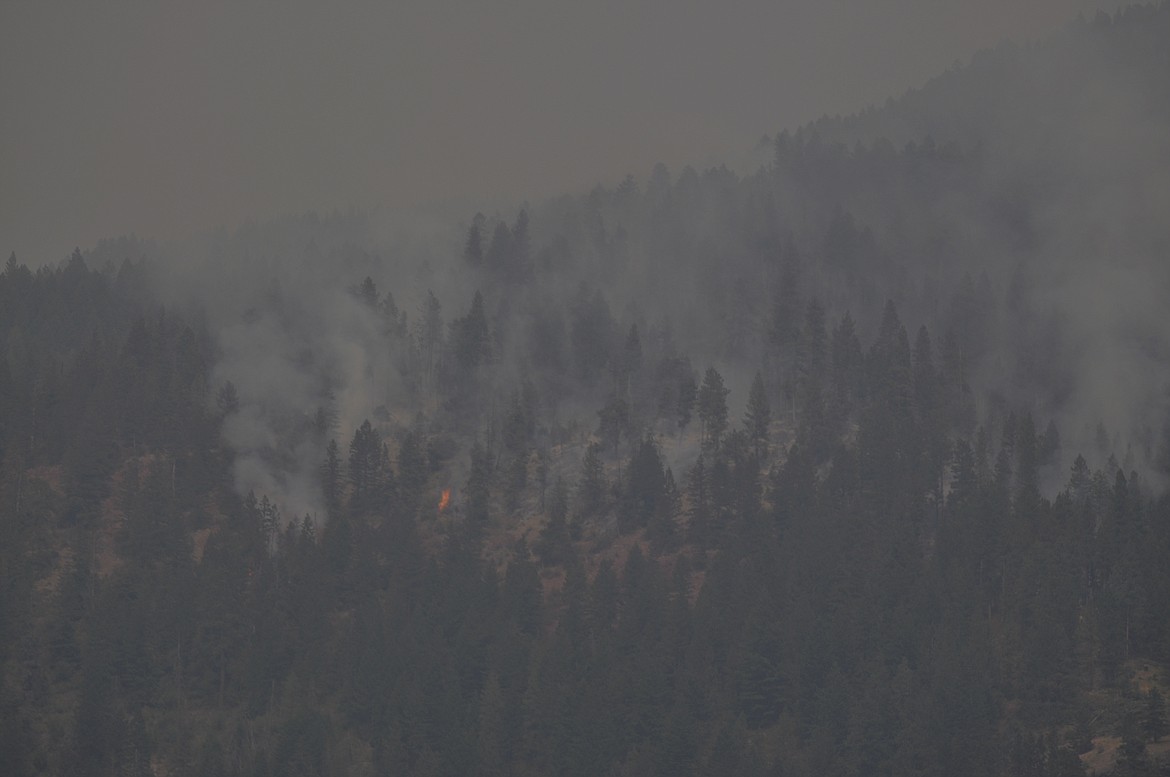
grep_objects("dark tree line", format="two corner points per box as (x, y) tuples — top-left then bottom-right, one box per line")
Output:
(2, 252), (1169, 776)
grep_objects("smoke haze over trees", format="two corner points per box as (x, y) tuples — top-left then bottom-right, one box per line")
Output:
(2, 4), (1170, 776)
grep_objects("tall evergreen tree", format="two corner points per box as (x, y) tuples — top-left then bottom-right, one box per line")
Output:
(744, 371), (771, 463)
(464, 213), (485, 266)
(537, 478), (571, 566)
(698, 367), (730, 454)
(1145, 688), (1167, 743)
(578, 442), (606, 520)
(451, 291), (492, 374)
(321, 438), (342, 518)
(348, 420), (390, 516)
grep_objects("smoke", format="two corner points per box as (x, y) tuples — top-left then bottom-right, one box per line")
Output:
(983, 16), (1170, 484)
(147, 209), (470, 524)
(798, 8), (1170, 488)
(128, 6), (1170, 519)
(211, 284), (385, 523)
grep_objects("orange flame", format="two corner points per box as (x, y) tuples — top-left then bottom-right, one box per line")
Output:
(438, 489), (451, 512)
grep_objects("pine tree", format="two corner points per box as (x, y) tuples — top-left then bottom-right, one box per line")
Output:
(511, 209), (531, 280)
(698, 367), (730, 454)
(475, 672), (506, 774)
(464, 213), (485, 266)
(687, 455), (711, 546)
(299, 514), (316, 545)
(537, 478), (571, 566)
(578, 443), (606, 519)
(1116, 710), (1149, 776)
(397, 431), (428, 520)
(466, 439), (492, 524)
(796, 298), (827, 406)
(1145, 688), (1167, 743)
(830, 311), (864, 418)
(744, 371), (771, 463)
(451, 291), (491, 374)
(503, 539), (541, 635)
(348, 420), (392, 516)
(597, 393), (630, 454)
(321, 439), (342, 518)
(676, 365), (697, 433)
(569, 288), (616, 385)
(380, 289), (405, 337)
(417, 290), (444, 390)
(621, 433), (665, 534)
(614, 323), (642, 400)
(769, 251), (800, 351)
(485, 221), (513, 273)
(258, 494), (281, 553)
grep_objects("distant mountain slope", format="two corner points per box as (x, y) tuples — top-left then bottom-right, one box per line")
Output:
(806, 3), (1170, 155)
(4, 7), (1170, 777)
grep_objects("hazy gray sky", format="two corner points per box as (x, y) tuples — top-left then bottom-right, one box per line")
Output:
(1, 0), (1123, 263)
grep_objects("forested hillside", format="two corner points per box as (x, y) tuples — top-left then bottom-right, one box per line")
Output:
(2, 5), (1170, 776)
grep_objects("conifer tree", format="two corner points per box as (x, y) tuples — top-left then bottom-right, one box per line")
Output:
(1145, 688), (1167, 743)
(676, 365), (697, 433)
(578, 442), (606, 519)
(348, 420), (388, 516)
(464, 213), (485, 266)
(1116, 711), (1149, 776)
(321, 439), (342, 518)
(537, 477), (571, 566)
(698, 367), (730, 453)
(466, 439), (492, 524)
(744, 371), (771, 463)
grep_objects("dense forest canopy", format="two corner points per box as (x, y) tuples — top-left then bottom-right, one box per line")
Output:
(2, 5), (1170, 776)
